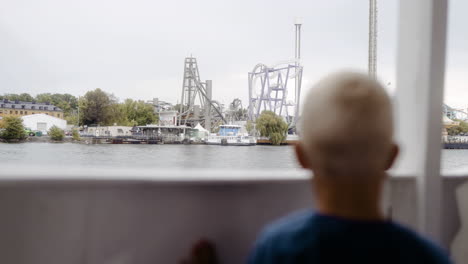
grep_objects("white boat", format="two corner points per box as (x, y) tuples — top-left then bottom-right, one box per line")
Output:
(206, 125), (256, 146)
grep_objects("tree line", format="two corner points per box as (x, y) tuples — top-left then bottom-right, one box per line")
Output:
(446, 119), (468, 136)
(0, 89), (158, 126)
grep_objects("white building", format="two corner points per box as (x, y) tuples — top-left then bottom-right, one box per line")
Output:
(159, 111), (178, 126)
(85, 126), (133, 137)
(21, 114), (67, 134)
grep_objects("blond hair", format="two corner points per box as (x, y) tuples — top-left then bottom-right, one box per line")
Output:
(300, 71), (394, 175)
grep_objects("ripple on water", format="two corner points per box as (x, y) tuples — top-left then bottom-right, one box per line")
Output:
(0, 143), (300, 170)
(1, 143), (465, 172)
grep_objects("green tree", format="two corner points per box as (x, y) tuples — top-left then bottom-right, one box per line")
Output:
(20, 93), (34, 102)
(80, 88), (113, 125)
(49, 126), (65, 141)
(72, 129), (80, 141)
(36, 93), (78, 118)
(65, 112), (79, 126)
(2, 94), (20, 101)
(35, 93), (53, 104)
(108, 103), (134, 126)
(0, 116), (26, 141)
(256, 111), (288, 145)
(122, 99), (157, 126)
(447, 119), (468, 135)
(1, 93), (34, 102)
(447, 126), (462, 136)
(459, 120), (468, 133)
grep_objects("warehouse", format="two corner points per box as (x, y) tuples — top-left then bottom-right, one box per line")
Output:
(21, 114), (67, 134)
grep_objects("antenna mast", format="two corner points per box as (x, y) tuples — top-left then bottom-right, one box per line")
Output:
(294, 17), (303, 127)
(368, 0), (377, 78)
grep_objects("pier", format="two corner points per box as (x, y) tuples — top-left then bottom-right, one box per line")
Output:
(443, 137), (468, 149)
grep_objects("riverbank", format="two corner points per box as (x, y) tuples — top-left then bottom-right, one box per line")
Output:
(25, 136), (77, 143)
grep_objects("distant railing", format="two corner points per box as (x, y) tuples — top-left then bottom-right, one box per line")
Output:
(444, 136), (468, 149)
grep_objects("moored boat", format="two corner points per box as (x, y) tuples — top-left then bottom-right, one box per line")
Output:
(206, 125), (256, 146)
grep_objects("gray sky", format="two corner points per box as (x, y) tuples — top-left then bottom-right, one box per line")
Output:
(0, 0), (466, 109)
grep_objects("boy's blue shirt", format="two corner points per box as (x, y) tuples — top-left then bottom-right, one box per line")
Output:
(248, 210), (452, 264)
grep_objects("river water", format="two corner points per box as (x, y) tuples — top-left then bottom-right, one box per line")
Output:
(0, 143), (466, 173)
(0, 143), (299, 170)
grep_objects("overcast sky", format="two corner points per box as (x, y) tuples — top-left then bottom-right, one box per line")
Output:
(1, 0), (467, 109)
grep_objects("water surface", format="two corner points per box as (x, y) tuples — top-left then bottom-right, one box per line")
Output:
(0, 143), (299, 170)
(0, 143), (466, 173)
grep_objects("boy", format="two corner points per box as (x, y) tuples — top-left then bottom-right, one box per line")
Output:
(248, 71), (452, 264)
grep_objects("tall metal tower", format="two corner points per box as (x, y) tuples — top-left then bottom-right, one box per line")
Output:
(180, 57), (202, 115)
(294, 17), (303, 125)
(368, 0), (378, 78)
(179, 57), (226, 129)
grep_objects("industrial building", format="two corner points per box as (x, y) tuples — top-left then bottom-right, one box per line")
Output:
(84, 126), (133, 137)
(0, 99), (64, 119)
(21, 114), (67, 134)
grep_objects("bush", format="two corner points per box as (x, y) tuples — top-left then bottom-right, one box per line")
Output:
(72, 129), (80, 141)
(256, 111), (288, 145)
(0, 116), (26, 141)
(446, 119), (468, 136)
(49, 126), (65, 141)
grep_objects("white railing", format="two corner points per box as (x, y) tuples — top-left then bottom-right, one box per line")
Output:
(0, 168), (465, 264)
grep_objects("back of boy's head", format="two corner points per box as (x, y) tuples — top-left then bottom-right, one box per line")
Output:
(300, 71), (394, 177)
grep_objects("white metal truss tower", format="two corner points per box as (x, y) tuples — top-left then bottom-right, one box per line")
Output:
(294, 18), (302, 127)
(368, 0), (378, 78)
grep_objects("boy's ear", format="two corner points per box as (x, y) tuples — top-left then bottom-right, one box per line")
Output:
(295, 143), (312, 169)
(384, 143), (399, 171)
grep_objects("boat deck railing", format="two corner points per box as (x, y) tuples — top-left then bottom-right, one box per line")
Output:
(0, 167), (465, 264)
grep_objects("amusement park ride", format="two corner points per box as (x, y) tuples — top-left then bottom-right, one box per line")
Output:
(178, 57), (226, 131)
(176, 1), (384, 135)
(444, 104), (468, 121)
(247, 18), (303, 131)
(177, 19), (305, 133)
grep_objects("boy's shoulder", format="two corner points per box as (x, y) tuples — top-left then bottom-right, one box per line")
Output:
(252, 209), (318, 254)
(250, 210), (452, 264)
(387, 222), (452, 263)
(259, 209), (316, 240)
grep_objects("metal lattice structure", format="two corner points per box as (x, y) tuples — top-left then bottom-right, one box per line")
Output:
(368, 0), (378, 78)
(248, 62), (303, 127)
(248, 19), (304, 129)
(226, 98), (247, 122)
(179, 57), (226, 130)
(444, 104), (468, 120)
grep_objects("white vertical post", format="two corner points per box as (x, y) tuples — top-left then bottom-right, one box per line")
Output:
(294, 17), (302, 128)
(368, 0), (377, 78)
(395, 0), (448, 241)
